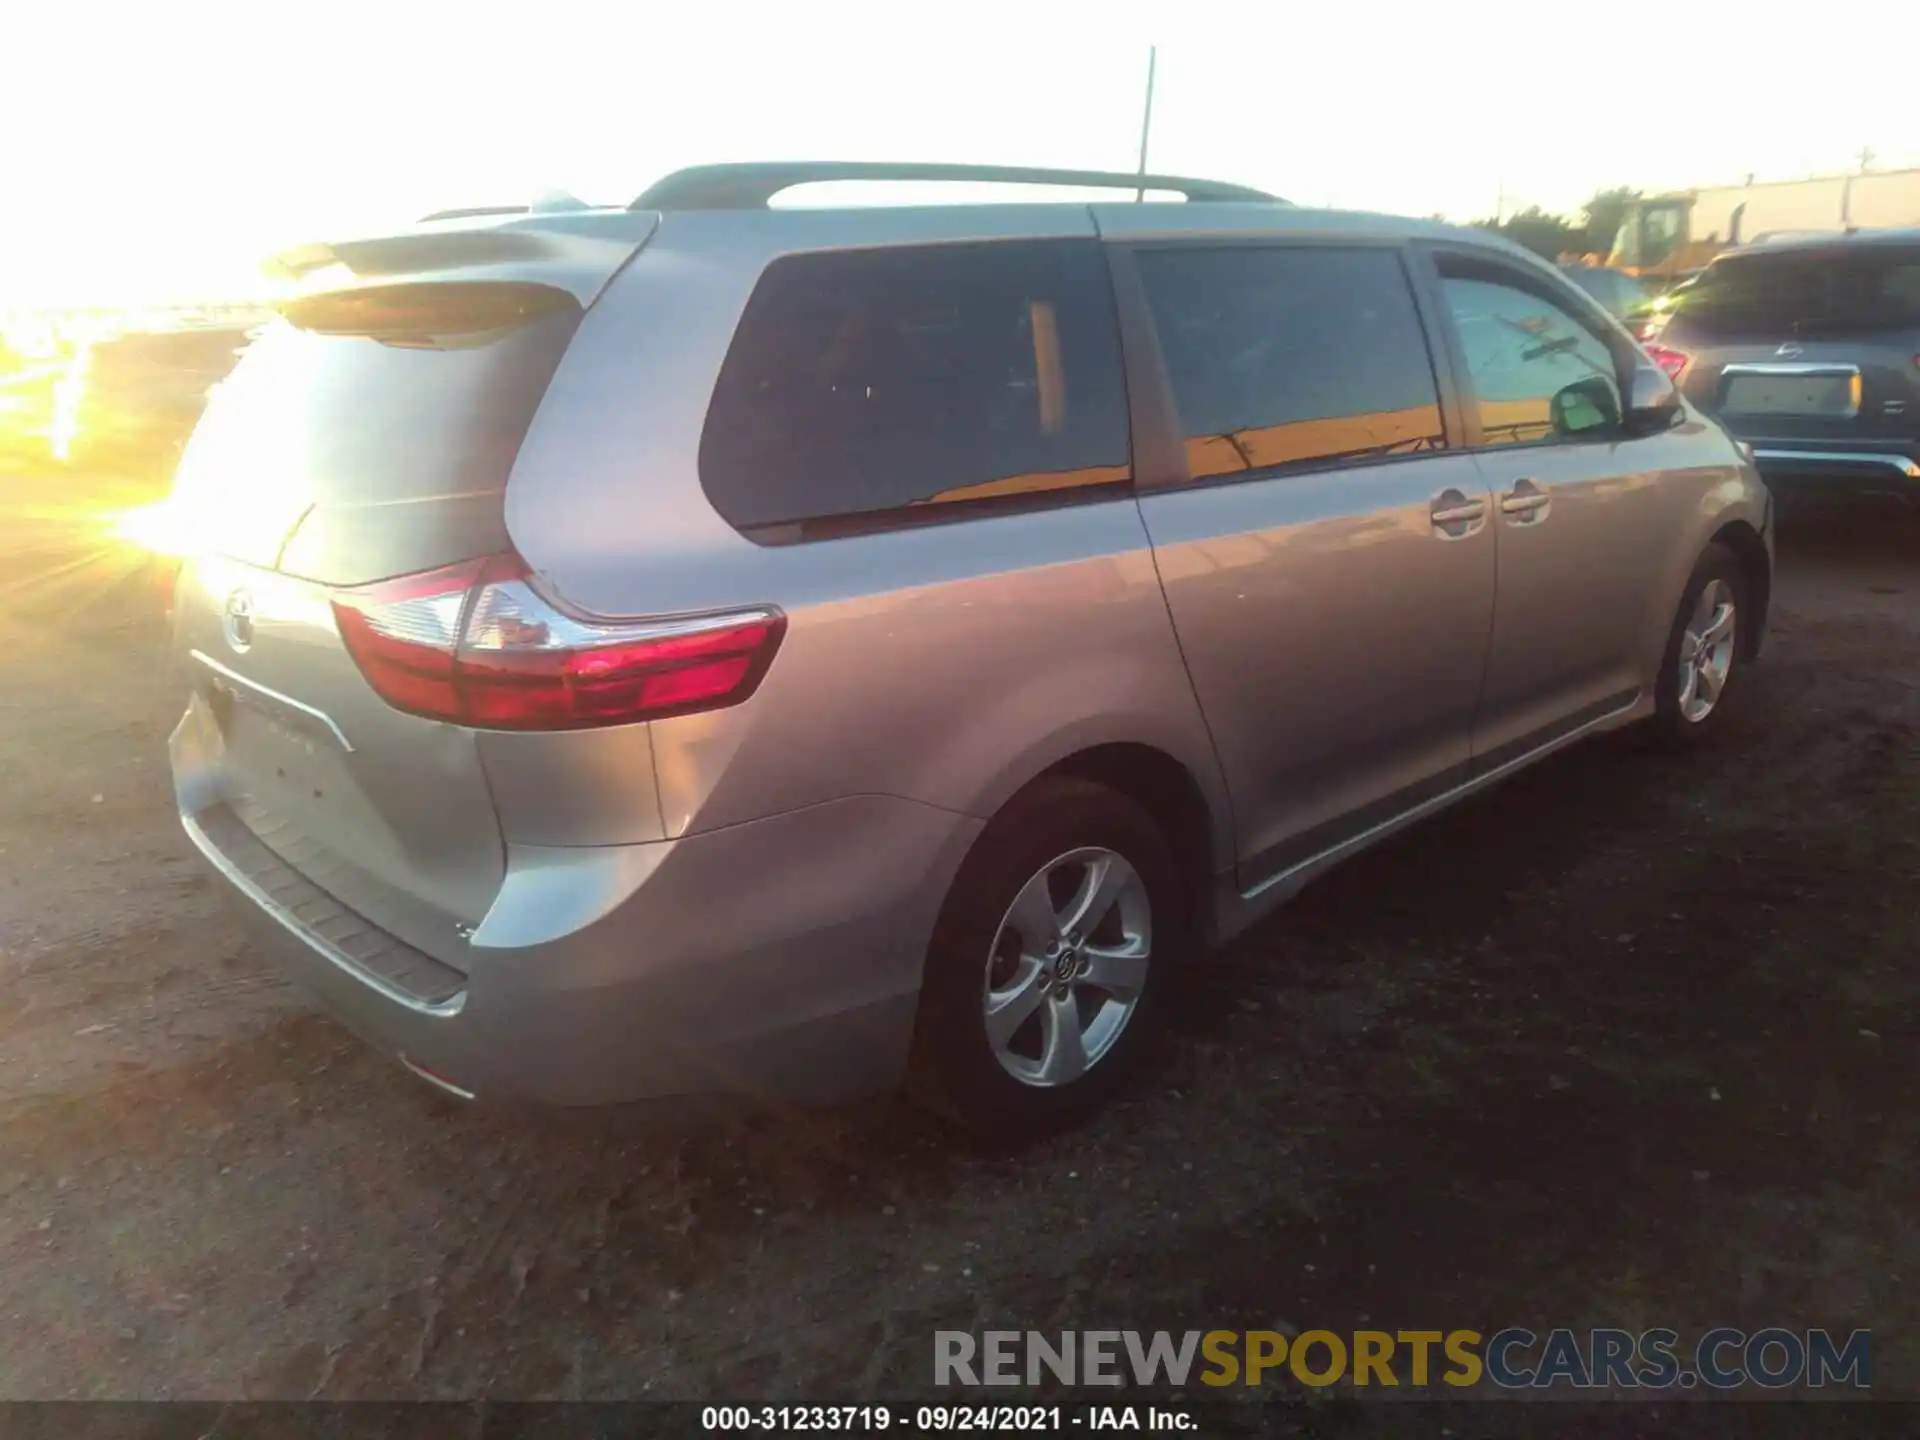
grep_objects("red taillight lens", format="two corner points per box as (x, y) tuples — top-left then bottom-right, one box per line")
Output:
(330, 559), (476, 719)
(1643, 342), (1690, 380)
(331, 555), (784, 730)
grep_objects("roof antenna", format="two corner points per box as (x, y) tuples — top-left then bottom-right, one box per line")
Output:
(529, 189), (591, 213)
(1134, 45), (1157, 203)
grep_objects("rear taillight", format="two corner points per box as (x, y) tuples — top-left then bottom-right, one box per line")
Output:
(331, 555), (784, 730)
(1643, 342), (1690, 380)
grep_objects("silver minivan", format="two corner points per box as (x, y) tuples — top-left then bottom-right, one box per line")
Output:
(167, 163), (1773, 1133)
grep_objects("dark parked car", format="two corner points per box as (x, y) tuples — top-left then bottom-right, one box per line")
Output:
(1647, 231), (1920, 506)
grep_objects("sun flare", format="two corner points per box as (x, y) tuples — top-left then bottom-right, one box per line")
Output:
(109, 497), (200, 558)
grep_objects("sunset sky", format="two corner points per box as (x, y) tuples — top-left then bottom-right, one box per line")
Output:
(4, 0), (1917, 308)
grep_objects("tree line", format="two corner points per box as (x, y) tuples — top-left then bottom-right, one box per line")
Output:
(1468, 188), (1641, 263)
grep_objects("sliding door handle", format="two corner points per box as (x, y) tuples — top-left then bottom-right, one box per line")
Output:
(1500, 478), (1551, 523)
(1430, 488), (1488, 539)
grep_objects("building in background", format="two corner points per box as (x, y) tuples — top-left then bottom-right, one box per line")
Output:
(1608, 166), (1920, 281)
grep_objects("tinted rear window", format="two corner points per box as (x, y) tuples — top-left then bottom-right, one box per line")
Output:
(1675, 248), (1920, 338)
(1135, 246), (1445, 479)
(700, 240), (1132, 540)
(169, 290), (581, 583)
(189, 300), (580, 506)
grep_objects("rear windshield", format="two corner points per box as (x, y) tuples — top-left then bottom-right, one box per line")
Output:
(171, 289), (581, 581)
(195, 299), (579, 507)
(700, 239), (1132, 542)
(1675, 247), (1920, 338)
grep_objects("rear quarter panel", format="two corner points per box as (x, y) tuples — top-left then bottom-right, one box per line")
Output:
(501, 208), (1234, 867)
(1629, 413), (1770, 678)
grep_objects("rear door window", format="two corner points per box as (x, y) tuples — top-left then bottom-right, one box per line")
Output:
(700, 240), (1132, 541)
(1131, 245), (1446, 481)
(1437, 262), (1625, 447)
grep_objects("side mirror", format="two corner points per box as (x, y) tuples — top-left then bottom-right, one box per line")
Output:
(1624, 362), (1682, 433)
(1550, 376), (1622, 438)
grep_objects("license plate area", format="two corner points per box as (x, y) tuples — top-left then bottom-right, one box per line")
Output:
(191, 649), (355, 755)
(1721, 366), (1861, 419)
(223, 703), (340, 808)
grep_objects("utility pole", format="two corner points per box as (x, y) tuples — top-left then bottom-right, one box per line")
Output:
(1134, 45), (1157, 202)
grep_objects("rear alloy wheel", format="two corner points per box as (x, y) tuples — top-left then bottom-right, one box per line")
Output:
(983, 846), (1152, 1089)
(1649, 542), (1748, 746)
(914, 778), (1184, 1138)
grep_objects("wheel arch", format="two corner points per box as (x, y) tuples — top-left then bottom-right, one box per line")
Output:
(1036, 742), (1219, 931)
(944, 738), (1229, 951)
(1708, 518), (1770, 659)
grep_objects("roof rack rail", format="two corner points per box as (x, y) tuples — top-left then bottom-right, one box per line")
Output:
(419, 205), (530, 222)
(629, 162), (1280, 211)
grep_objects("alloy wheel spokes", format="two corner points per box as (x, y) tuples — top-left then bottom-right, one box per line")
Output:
(982, 846), (1153, 1088)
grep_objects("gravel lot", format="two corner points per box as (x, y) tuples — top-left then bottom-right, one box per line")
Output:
(1, 471), (1915, 1404)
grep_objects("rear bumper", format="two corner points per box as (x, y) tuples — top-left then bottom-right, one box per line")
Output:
(1747, 443), (1920, 496)
(182, 783), (981, 1107)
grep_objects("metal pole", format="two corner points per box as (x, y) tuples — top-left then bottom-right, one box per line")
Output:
(1134, 45), (1157, 202)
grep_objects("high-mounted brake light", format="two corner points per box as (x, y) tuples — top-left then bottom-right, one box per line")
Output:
(1643, 342), (1690, 381)
(331, 556), (784, 730)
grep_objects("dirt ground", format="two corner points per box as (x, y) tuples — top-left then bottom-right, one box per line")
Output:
(0, 470), (1914, 1405)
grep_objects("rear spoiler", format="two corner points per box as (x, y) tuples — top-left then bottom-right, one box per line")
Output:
(265, 209), (661, 310)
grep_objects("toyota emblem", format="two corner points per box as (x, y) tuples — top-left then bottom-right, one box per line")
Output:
(223, 589), (256, 653)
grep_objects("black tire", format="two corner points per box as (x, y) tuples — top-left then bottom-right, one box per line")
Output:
(911, 777), (1188, 1140)
(1646, 542), (1749, 749)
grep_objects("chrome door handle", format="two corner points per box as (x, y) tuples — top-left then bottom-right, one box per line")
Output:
(1429, 488), (1487, 538)
(1500, 479), (1551, 523)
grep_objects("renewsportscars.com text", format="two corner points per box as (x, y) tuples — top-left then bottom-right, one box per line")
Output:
(934, 1328), (1871, 1391)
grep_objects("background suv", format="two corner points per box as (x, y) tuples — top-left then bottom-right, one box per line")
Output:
(167, 163), (1772, 1133)
(1648, 230), (1920, 508)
